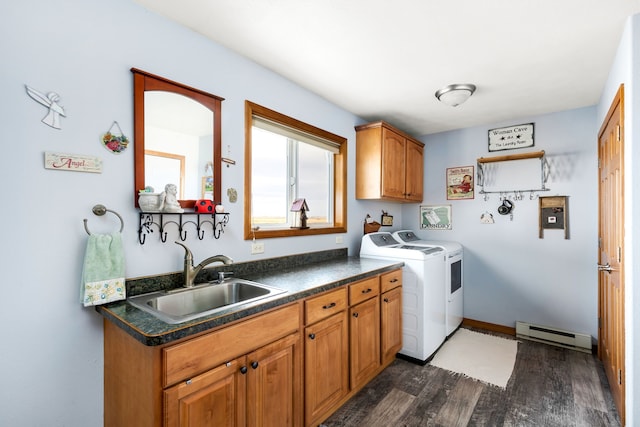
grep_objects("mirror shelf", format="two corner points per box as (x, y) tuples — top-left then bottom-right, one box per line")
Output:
(132, 68), (224, 209)
(138, 212), (229, 245)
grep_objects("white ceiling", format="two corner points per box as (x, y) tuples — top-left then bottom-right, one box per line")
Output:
(134, 0), (640, 136)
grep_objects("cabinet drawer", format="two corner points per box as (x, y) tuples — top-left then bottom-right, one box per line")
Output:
(349, 277), (379, 306)
(163, 303), (300, 387)
(305, 288), (347, 325)
(380, 269), (402, 293)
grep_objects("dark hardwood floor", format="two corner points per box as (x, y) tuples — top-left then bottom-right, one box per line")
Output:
(323, 328), (621, 427)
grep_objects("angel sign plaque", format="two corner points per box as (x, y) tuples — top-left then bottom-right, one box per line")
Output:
(25, 85), (66, 129)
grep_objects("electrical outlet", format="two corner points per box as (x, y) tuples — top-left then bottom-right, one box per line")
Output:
(335, 236), (344, 244)
(251, 242), (265, 254)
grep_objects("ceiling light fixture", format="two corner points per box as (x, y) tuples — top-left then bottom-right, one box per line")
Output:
(435, 84), (476, 107)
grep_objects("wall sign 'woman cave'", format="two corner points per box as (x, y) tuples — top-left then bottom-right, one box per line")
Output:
(488, 123), (534, 152)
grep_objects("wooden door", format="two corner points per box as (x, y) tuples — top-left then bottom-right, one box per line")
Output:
(405, 139), (424, 201)
(381, 286), (403, 365)
(349, 297), (381, 389)
(597, 84), (625, 424)
(164, 356), (246, 427)
(304, 311), (349, 426)
(381, 128), (406, 199)
(246, 333), (302, 427)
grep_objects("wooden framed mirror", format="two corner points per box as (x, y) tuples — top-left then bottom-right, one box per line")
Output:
(132, 68), (223, 209)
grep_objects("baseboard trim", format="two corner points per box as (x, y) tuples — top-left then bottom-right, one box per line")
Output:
(462, 318), (516, 336)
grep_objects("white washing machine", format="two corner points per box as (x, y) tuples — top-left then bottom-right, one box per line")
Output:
(393, 230), (464, 337)
(360, 232), (446, 363)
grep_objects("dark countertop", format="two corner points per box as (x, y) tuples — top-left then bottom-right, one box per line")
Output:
(97, 254), (403, 346)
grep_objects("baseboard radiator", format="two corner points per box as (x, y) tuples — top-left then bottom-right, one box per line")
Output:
(516, 321), (592, 353)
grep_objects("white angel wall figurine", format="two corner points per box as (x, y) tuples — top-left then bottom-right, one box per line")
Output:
(25, 85), (66, 129)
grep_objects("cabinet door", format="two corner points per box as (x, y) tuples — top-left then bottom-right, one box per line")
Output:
(381, 287), (403, 365)
(164, 356), (246, 427)
(304, 311), (349, 426)
(405, 138), (424, 201)
(349, 297), (380, 389)
(380, 128), (406, 199)
(246, 333), (302, 427)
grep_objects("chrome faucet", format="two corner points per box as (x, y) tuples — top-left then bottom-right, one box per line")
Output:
(175, 242), (234, 288)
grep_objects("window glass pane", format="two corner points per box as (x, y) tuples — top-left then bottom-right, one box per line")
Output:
(298, 141), (332, 225)
(251, 127), (288, 226)
(251, 125), (334, 228)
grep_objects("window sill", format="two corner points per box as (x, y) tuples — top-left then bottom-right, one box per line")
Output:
(245, 226), (347, 240)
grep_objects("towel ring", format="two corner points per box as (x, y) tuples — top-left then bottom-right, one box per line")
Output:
(83, 204), (124, 235)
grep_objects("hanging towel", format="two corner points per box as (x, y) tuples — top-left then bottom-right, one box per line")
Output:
(81, 232), (126, 307)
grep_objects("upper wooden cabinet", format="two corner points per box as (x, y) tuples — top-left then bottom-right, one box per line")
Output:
(355, 121), (424, 202)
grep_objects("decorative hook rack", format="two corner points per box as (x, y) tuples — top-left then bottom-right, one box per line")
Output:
(138, 212), (229, 245)
(84, 204), (124, 235)
(476, 150), (550, 201)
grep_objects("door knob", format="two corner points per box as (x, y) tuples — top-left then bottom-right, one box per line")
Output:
(598, 263), (612, 273)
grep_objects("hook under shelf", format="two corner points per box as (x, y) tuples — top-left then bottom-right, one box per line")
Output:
(137, 212), (229, 245)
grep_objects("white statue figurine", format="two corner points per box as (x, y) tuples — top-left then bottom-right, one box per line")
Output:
(160, 183), (184, 213)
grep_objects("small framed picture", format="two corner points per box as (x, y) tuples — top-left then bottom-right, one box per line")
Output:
(381, 213), (393, 226)
(446, 166), (474, 200)
(201, 176), (213, 198)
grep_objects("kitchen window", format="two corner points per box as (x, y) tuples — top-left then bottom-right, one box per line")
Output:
(244, 101), (347, 239)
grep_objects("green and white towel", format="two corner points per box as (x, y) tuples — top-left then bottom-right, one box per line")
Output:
(81, 232), (125, 307)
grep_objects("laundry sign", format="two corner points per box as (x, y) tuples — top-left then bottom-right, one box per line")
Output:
(488, 123), (534, 152)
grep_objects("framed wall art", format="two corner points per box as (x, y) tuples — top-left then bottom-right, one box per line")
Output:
(446, 166), (474, 200)
(201, 176), (213, 199)
(488, 123), (534, 152)
(420, 205), (452, 230)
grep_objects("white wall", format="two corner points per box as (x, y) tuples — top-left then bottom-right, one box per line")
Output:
(2, 0), (634, 425)
(0, 0), (399, 425)
(402, 107), (599, 338)
(597, 13), (639, 427)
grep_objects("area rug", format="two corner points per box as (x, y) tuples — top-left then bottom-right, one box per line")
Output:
(430, 328), (519, 388)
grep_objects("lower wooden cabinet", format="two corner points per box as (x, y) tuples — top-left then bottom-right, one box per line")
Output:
(104, 269), (402, 427)
(164, 356), (246, 427)
(381, 286), (403, 365)
(350, 296), (380, 389)
(304, 271), (402, 426)
(247, 333), (301, 426)
(164, 332), (301, 427)
(304, 311), (349, 427)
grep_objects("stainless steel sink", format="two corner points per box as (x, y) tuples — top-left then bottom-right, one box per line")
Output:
(128, 279), (286, 324)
